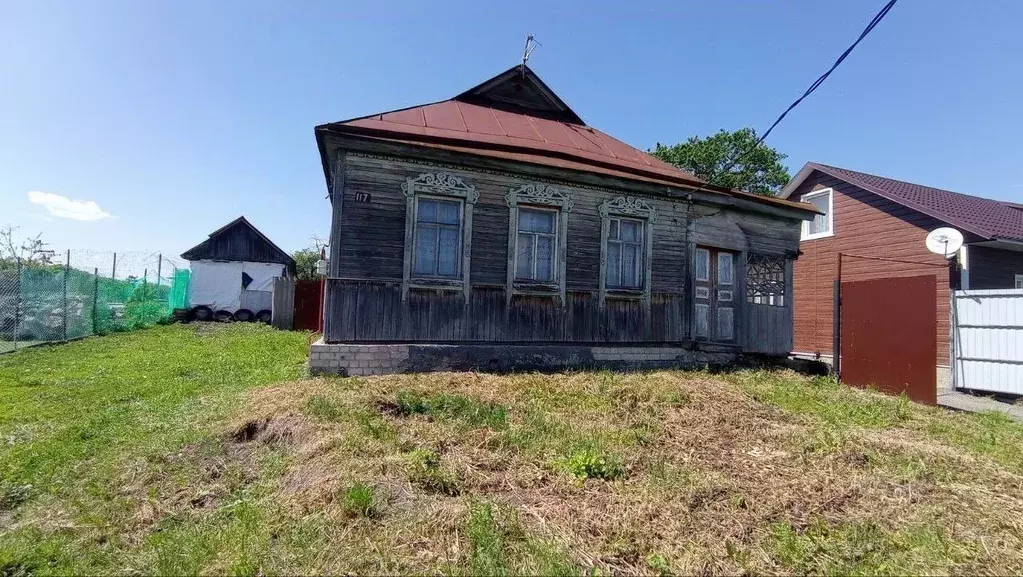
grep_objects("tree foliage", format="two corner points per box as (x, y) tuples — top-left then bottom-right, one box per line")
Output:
(292, 236), (328, 281)
(651, 128), (791, 196)
(293, 249), (320, 281)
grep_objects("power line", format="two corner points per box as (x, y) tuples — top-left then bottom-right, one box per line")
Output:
(681, 0), (899, 198)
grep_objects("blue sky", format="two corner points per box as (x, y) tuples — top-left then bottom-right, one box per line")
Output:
(2, 0), (1022, 266)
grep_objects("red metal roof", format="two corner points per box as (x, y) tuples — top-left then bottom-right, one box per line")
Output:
(336, 99), (700, 184)
(316, 66), (817, 214)
(789, 163), (1023, 242)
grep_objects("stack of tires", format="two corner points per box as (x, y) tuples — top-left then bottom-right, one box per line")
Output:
(189, 306), (272, 324)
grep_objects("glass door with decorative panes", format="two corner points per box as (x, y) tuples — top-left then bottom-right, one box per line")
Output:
(693, 247), (736, 342)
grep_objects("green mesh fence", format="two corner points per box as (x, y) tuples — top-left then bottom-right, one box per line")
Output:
(0, 252), (190, 353)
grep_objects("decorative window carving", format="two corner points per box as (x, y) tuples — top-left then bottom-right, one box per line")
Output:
(598, 195), (657, 223)
(505, 184), (571, 301)
(598, 196), (655, 306)
(747, 253), (787, 306)
(401, 172), (477, 298)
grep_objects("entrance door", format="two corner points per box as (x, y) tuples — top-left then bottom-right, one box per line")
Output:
(694, 247), (736, 342)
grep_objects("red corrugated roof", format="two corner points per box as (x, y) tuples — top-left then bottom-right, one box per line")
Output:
(316, 66), (817, 213)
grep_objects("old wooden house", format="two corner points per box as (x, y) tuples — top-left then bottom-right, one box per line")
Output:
(309, 65), (817, 375)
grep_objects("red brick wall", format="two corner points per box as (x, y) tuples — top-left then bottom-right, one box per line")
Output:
(791, 171), (954, 365)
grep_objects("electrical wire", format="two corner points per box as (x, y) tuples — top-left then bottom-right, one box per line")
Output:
(680, 0), (899, 198)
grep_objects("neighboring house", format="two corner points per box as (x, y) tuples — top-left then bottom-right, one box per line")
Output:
(780, 162), (1023, 372)
(309, 64), (817, 376)
(181, 216), (295, 323)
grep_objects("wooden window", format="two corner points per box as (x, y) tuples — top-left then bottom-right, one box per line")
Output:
(505, 184), (572, 301)
(598, 196), (656, 307)
(1015, 274), (1023, 289)
(800, 188), (834, 240)
(747, 253), (787, 306)
(605, 217), (645, 289)
(515, 207), (558, 282)
(695, 248), (710, 282)
(412, 197), (462, 278)
(401, 172), (478, 299)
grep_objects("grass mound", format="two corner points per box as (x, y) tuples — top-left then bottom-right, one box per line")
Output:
(2, 327), (1023, 574)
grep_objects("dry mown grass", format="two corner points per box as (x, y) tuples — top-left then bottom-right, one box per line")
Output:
(150, 369), (1023, 575)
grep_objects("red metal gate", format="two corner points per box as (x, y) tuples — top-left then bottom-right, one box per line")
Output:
(840, 275), (937, 404)
(293, 279), (324, 332)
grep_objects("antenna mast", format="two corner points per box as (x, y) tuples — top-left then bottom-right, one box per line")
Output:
(521, 34), (540, 76)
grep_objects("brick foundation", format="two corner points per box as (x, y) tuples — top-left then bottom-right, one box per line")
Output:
(308, 339), (739, 376)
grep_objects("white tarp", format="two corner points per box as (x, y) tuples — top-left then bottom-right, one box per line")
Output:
(242, 262), (285, 292)
(188, 260), (287, 312)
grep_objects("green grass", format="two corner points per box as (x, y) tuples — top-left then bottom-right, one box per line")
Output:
(3, 328), (1023, 575)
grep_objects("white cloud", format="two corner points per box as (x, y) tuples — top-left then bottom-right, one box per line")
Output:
(27, 191), (113, 221)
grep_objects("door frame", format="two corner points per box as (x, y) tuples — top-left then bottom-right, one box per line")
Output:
(691, 245), (743, 344)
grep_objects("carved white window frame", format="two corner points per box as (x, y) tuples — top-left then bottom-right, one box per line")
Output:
(505, 184), (573, 303)
(598, 196), (656, 308)
(401, 172), (478, 300)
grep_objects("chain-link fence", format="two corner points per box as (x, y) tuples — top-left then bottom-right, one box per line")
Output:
(0, 250), (189, 354)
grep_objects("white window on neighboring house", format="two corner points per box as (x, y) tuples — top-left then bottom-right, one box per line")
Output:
(1015, 274), (1023, 289)
(801, 188), (834, 240)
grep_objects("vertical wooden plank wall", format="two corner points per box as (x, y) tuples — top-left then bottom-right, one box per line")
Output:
(326, 152), (800, 350)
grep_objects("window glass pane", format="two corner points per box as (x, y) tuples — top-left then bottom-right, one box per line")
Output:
(606, 242), (621, 286)
(695, 304), (709, 338)
(516, 233), (534, 279)
(621, 220), (641, 242)
(520, 209), (555, 233)
(437, 227), (459, 276)
(609, 219), (619, 240)
(805, 192), (831, 235)
(536, 236), (554, 281)
(437, 200), (460, 225)
(414, 226), (438, 275)
(718, 253), (734, 285)
(623, 244), (638, 287)
(417, 199), (438, 223)
(718, 307), (734, 340)
(695, 249), (710, 281)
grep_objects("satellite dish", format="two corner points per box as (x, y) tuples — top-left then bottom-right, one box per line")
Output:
(925, 227), (964, 258)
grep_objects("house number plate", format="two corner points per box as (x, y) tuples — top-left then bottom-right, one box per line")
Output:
(355, 191), (371, 203)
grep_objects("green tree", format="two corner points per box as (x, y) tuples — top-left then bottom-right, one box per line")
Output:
(651, 128), (791, 196)
(293, 248), (320, 281)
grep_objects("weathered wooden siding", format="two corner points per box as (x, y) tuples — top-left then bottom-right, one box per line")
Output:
(183, 221), (293, 266)
(328, 152), (801, 351)
(968, 245), (1023, 289)
(791, 171), (953, 364)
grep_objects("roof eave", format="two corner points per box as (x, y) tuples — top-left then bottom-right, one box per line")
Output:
(784, 162), (997, 241)
(318, 127), (819, 218)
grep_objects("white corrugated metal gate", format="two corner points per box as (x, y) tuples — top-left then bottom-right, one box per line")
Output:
(951, 289), (1023, 395)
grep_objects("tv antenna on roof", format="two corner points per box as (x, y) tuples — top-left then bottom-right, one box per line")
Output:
(925, 227), (964, 258)
(521, 34), (540, 76)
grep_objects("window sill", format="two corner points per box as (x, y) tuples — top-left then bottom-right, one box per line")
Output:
(605, 287), (645, 299)
(512, 281), (560, 294)
(409, 278), (464, 292)
(801, 231), (834, 241)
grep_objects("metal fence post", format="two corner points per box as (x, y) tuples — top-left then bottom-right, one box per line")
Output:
(156, 254), (163, 307)
(92, 267), (99, 336)
(62, 249), (69, 342)
(13, 258), (21, 352)
(111, 252), (117, 280)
